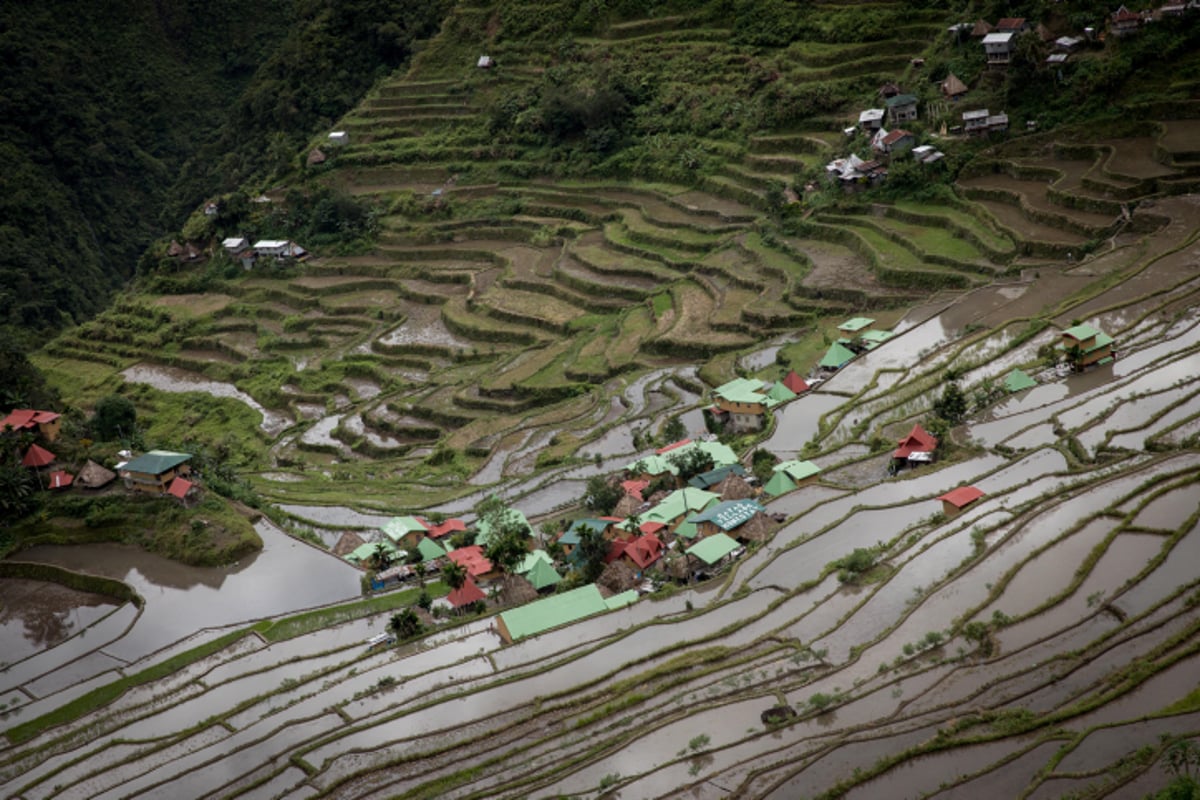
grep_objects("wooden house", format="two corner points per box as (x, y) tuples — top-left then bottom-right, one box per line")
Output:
(983, 31), (1016, 68)
(118, 450), (193, 495)
(937, 486), (985, 518)
(1, 409), (62, 442)
(1060, 324), (1115, 369)
(941, 72), (969, 99)
(1111, 5), (1142, 35)
(885, 94), (918, 124)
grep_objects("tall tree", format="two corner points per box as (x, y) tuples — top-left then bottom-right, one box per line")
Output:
(442, 560), (468, 591)
(388, 608), (423, 640)
(575, 525), (609, 583)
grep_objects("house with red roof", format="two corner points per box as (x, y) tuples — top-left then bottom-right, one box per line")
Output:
(168, 477), (196, 507)
(656, 439), (692, 455)
(621, 479), (650, 501)
(448, 545), (495, 581)
(426, 518), (467, 539)
(1, 409), (62, 442)
(938, 486), (985, 518)
(893, 424), (938, 468)
(623, 534), (665, 574)
(447, 577), (487, 609)
(782, 371), (810, 395)
(1110, 5), (1142, 35)
(995, 17), (1029, 32)
(47, 470), (74, 490)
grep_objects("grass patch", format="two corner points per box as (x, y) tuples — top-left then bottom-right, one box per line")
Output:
(259, 582), (450, 642)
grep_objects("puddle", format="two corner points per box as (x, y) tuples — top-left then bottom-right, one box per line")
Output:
(763, 391), (852, 456)
(122, 364), (293, 436)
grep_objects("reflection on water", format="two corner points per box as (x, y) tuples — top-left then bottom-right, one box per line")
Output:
(0, 579), (117, 663)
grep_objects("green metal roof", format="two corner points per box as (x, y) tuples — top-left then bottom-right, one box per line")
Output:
(775, 460), (821, 482)
(417, 537), (446, 561)
(838, 317), (875, 333)
(1086, 332), (1114, 353)
(561, 518), (608, 546)
(690, 499), (766, 531)
(346, 540), (400, 563)
(526, 558), (562, 590)
(819, 342), (857, 369)
(674, 519), (700, 539)
(885, 94), (917, 107)
(120, 450), (192, 476)
(1062, 323), (1102, 341)
(382, 516), (427, 542)
(1004, 368), (1037, 392)
(517, 549), (553, 574)
(604, 590), (639, 610)
(762, 471), (797, 497)
(498, 584), (609, 641)
(766, 382), (797, 403)
(626, 441), (738, 477)
(645, 487), (720, 524)
(714, 377), (769, 405)
(860, 329), (894, 349)
(687, 533), (741, 565)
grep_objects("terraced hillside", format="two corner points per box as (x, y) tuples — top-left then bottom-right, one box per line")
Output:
(6, 191), (1200, 799)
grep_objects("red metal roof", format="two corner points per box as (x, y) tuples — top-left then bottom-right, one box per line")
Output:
(605, 539), (629, 564)
(21, 444), (55, 467)
(782, 371), (810, 394)
(426, 518), (467, 538)
(167, 477), (193, 499)
(2, 409), (37, 430)
(656, 439), (692, 455)
(893, 424), (938, 459)
(881, 129), (912, 145)
(996, 17), (1026, 30)
(621, 479), (649, 500)
(625, 534), (664, 569)
(639, 520), (666, 535)
(938, 486), (985, 508)
(448, 545), (493, 576)
(48, 470), (73, 489)
(447, 577), (486, 608)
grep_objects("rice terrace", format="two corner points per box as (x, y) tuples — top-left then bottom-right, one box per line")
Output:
(2, 1), (1200, 798)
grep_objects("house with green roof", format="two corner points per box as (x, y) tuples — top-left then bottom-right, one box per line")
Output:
(774, 460), (822, 486)
(1059, 324), (1115, 370)
(119, 450), (193, 495)
(819, 342), (857, 371)
(625, 440), (738, 481)
(417, 536), (447, 563)
(559, 518), (610, 552)
(686, 532), (742, 567)
(345, 539), (401, 566)
(766, 382), (797, 404)
(838, 317), (875, 334)
(859, 329), (894, 350)
(495, 583), (610, 643)
(1004, 368), (1038, 393)
(516, 549), (553, 574)
(688, 464), (748, 490)
(526, 558), (562, 591)
(762, 470), (797, 497)
(712, 377), (774, 432)
(644, 487), (720, 531)
(382, 516), (428, 547)
(689, 499), (767, 538)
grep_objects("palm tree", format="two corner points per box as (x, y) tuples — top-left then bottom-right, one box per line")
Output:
(441, 560), (468, 591)
(388, 608), (423, 640)
(371, 542), (393, 571)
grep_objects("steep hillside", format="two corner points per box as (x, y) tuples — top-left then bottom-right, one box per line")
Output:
(0, 0), (448, 340)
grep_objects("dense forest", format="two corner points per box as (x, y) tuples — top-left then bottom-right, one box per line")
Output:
(0, 0), (448, 345)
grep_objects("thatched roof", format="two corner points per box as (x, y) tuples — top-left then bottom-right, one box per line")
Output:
(75, 460), (117, 489)
(497, 574), (539, 607)
(598, 560), (640, 594)
(715, 474), (756, 501)
(307, 148), (327, 166)
(971, 19), (993, 36)
(941, 73), (969, 97)
(333, 531), (366, 557)
(662, 554), (691, 581)
(646, 490), (670, 506)
(613, 493), (642, 518)
(736, 513), (776, 544)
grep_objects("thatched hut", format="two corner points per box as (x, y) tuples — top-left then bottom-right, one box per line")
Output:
(613, 493), (643, 519)
(496, 574), (539, 607)
(715, 473), (756, 501)
(333, 531), (366, 558)
(662, 553), (691, 582)
(736, 513), (776, 544)
(598, 560), (640, 594)
(75, 460), (117, 490)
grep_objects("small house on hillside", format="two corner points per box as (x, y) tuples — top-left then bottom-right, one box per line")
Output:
(711, 377), (773, 432)
(938, 486), (985, 518)
(911, 145), (945, 164)
(772, 460), (822, 488)
(1111, 5), (1142, 35)
(21, 444), (56, 469)
(970, 19), (993, 37)
(477, 55), (495, 69)
(995, 17), (1029, 32)
(885, 94), (918, 124)
(983, 31), (1016, 68)
(644, 487), (720, 532)
(685, 533), (742, 573)
(382, 516), (429, 547)
(1060, 324), (1115, 369)
(963, 109), (992, 135)
(447, 577), (486, 610)
(253, 240), (307, 260)
(47, 470), (74, 490)
(119, 450), (193, 495)
(447, 545), (494, 581)
(327, 131), (349, 146)
(1004, 368), (1038, 393)
(893, 424), (937, 468)
(782, 370), (810, 394)
(76, 460), (117, 490)
(819, 341), (857, 372)
(427, 517), (467, 539)
(877, 130), (915, 157)
(941, 72), (969, 99)
(858, 108), (885, 131)
(1, 409), (62, 442)
(495, 583), (617, 644)
(623, 533), (665, 574)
